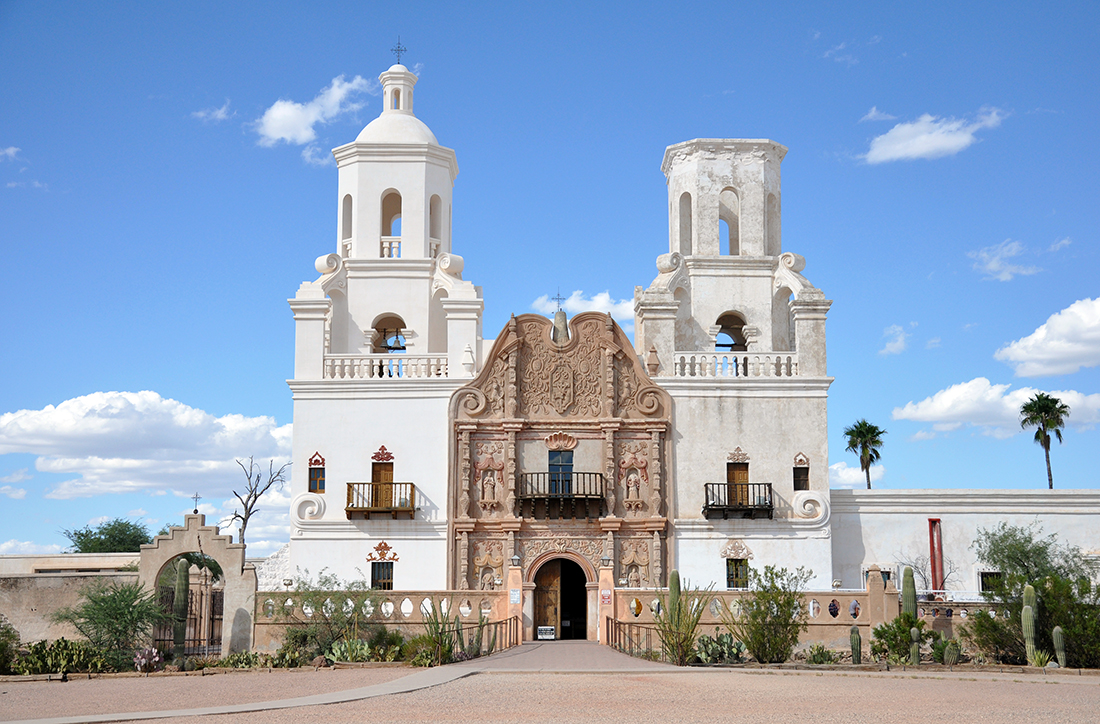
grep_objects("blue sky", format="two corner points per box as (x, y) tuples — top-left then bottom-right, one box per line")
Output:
(2, 1), (1098, 556)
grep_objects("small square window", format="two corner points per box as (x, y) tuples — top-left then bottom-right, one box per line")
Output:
(371, 561), (394, 590)
(726, 558), (749, 589)
(979, 571), (1002, 592)
(793, 467), (809, 491)
(309, 466), (325, 494)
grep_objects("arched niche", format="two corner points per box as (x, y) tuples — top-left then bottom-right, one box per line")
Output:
(427, 288), (448, 354)
(138, 514), (256, 657)
(772, 287), (794, 352)
(381, 190), (402, 236)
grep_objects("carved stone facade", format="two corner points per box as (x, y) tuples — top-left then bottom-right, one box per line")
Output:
(448, 312), (672, 589)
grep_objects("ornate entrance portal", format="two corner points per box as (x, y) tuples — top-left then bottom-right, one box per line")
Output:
(533, 558), (587, 640)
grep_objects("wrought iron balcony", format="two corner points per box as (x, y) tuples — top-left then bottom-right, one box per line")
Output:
(703, 482), (773, 519)
(346, 482), (416, 520)
(516, 472), (605, 519)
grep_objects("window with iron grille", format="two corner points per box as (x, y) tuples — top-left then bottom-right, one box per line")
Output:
(979, 571), (1002, 593)
(726, 558), (749, 589)
(371, 561), (394, 590)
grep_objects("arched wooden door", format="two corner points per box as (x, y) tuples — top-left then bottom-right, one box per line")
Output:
(534, 560), (561, 639)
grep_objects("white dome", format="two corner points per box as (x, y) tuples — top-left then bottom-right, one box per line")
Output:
(356, 113), (438, 145)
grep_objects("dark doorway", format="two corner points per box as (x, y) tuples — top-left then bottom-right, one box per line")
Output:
(533, 558), (588, 640)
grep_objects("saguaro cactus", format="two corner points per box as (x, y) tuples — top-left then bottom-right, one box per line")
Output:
(172, 558), (189, 660)
(1023, 583), (1036, 612)
(1022, 604), (1037, 665)
(1053, 625), (1066, 668)
(668, 569), (682, 621)
(909, 627), (920, 666)
(902, 566), (916, 618)
(850, 625), (862, 665)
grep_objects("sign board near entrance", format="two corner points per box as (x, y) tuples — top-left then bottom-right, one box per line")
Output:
(509, 588), (521, 604)
(600, 589), (612, 606)
(537, 626), (555, 640)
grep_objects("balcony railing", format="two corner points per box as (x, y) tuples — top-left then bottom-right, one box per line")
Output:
(671, 352), (799, 378)
(346, 482), (416, 519)
(324, 354), (448, 380)
(380, 236), (401, 258)
(703, 482), (773, 519)
(516, 472), (605, 519)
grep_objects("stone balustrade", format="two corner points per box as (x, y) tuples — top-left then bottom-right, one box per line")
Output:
(671, 351), (799, 378)
(323, 354), (449, 380)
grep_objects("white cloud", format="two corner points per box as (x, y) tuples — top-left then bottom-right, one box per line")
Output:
(968, 239), (1041, 281)
(127, 508), (147, 517)
(1, 467), (30, 483)
(1049, 237), (1072, 252)
(879, 324), (908, 355)
(255, 75), (375, 147)
(0, 485), (26, 499)
(191, 100), (235, 123)
(823, 42), (858, 66)
(0, 539), (63, 554)
(829, 461), (884, 489)
(300, 144), (334, 166)
(0, 390), (290, 499)
(860, 106), (897, 122)
(892, 377), (1100, 438)
(531, 291), (635, 333)
(1, 146), (19, 161)
(87, 515), (111, 526)
(995, 298), (1100, 377)
(863, 107), (1005, 164)
(926, 337), (941, 349)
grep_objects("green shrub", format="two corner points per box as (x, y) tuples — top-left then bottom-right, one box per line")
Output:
(806, 643), (840, 665)
(14, 638), (109, 675)
(655, 570), (713, 666)
(51, 581), (168, 671)
(402, 633), (438, 666)
(0, 618), (19, 675)
(723, 566), (811, 664)
(871, 613), (933, 662)
(276, 569), (378, 659)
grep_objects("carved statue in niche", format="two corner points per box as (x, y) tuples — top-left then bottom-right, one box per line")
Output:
(474, 441), (504, 515)
(484, 359), (506, 417)
(472, 539), (504, 590)
(614, 351), (638, 414)
(618, 440), (649, 517)
(620, 540), (650, 587)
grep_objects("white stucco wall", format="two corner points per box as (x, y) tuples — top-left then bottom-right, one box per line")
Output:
(831, 489), (1100, 592)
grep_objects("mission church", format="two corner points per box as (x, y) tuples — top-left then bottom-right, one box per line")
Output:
(284, 62), (1100, 641)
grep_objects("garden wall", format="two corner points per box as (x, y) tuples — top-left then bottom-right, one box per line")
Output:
(0, 571), (137, 643)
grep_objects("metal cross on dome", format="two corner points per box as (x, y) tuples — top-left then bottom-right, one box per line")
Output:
(391, 37), (407, 65)
(551, 289), (566, 311)
(191, 492), (202, 514)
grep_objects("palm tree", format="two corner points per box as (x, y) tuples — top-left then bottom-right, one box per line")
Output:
(1020, 392), (1070, 489)
(843, 420), (886, 489)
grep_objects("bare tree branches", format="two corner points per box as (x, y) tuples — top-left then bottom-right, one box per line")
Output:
(895, 550), (960, 591)
(229, 457), (290, 547)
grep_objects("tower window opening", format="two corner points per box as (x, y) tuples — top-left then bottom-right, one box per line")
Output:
(341, 194), (353, 240)
(715, 312), (748, 352)
(719, 188), (740, 255)
(371, 314), (408, 355)
(678, 192), (692, 256)
(429, 195), (442, 240)
(381, 191), (402, 236)
(393, 89), (401, 110)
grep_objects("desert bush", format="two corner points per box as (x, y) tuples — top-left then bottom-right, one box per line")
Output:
(0, 618), (19, 675)
(723, 566), (811, 664)
(276, 569), (378, 659)
(655, 570), (713, 666)
(51, 580), (168, 671)
(871, 613), (933, 662)
(695, 631), (745, 664)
